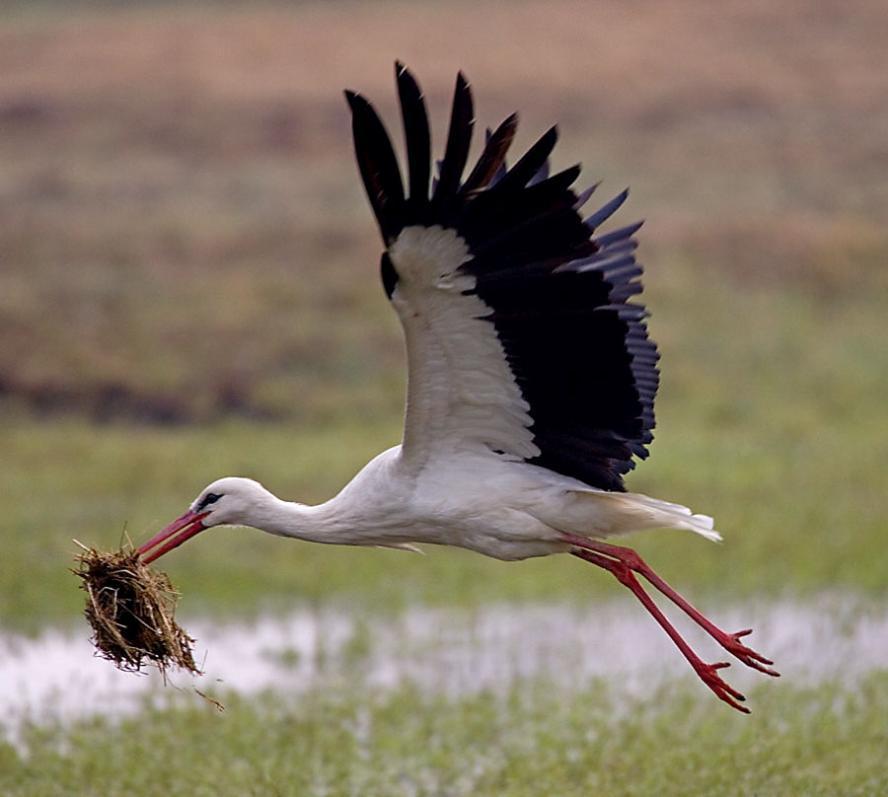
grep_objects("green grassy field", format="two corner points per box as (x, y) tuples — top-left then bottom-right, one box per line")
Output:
(2, 255), (887, 630)
(2, 1), (887, 794)
(4, 675), (888, 796)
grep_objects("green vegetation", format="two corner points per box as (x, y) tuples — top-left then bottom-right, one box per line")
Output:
(2, 255), (887, 630)
(3, 674), (887, 796)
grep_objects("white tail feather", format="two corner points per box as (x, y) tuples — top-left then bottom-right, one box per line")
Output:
(628, 493), (720, 540)
(571, 490), (722, 542)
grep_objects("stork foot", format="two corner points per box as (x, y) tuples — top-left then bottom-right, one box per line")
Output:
(718, 628), (779, 677)
(693, 660), (749, 714)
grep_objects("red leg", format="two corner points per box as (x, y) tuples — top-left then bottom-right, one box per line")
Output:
(563, 533), (779, 677)
(571, 547), (750, 713)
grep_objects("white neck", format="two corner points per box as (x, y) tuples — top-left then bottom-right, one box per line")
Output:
(243, 492), (354, 545)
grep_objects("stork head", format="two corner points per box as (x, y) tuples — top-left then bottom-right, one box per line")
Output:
(137, 477), (271, 564)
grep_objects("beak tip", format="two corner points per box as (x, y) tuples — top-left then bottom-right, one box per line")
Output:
(137, 510), (209, 564)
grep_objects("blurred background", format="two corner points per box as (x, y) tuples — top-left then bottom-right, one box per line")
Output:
(1, 1), (886, 793)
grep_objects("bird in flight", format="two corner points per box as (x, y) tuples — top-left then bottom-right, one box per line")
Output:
(138, 63), (778, 712)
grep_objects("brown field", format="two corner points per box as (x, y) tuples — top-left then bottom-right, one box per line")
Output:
(0, 0), (886, 422)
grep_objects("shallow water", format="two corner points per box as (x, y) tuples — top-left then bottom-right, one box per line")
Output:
(1, 595), (885, 736)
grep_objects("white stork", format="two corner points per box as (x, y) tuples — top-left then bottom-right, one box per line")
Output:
(138, 64), (778, 712)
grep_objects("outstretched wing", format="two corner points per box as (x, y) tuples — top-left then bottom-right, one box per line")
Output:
(345, 64), (658, 492)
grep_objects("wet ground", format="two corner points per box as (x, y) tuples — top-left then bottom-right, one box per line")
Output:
(2, 595), (885, 738)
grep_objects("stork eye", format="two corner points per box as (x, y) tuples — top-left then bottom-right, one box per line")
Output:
(198, 492), (222, 510)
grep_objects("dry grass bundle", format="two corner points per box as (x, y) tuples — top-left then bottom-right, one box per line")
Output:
(73, 543), (200, 676)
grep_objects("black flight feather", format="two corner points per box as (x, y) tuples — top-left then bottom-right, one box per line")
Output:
(432, 72), (474, 204)
(344, 90), (405, 244)
(395, 63), (431, 215)
(461, 114), (518, 195)
(491, 126), (559, 194)
(585, 189), (630, 230)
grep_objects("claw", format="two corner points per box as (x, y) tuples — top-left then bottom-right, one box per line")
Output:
(695, 660), (749, 713)
(723, 630), (780, 676)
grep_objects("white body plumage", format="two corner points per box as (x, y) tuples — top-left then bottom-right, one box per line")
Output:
(196, 446), (716, 562)
(190, 223), (715, 561)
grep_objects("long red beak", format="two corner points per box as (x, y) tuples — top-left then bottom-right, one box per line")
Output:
(137, 509), (210, 564)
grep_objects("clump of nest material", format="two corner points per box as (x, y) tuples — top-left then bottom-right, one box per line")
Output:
(73, 543), (200, 676)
